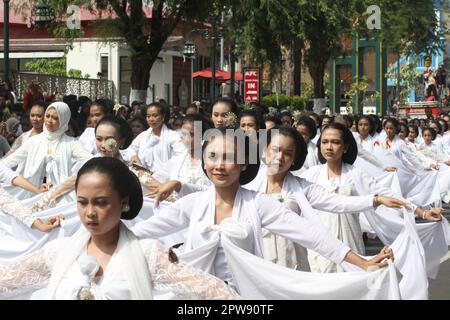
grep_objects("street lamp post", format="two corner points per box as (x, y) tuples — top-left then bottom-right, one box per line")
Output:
(210, 23), (217, 104)
(3, 0), (10, 82)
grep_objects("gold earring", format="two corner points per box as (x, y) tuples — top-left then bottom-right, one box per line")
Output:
(241, 166), (247, 172)
(122, 204), (130, 213)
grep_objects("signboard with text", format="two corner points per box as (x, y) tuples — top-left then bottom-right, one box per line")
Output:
(244, 68), (260, 103)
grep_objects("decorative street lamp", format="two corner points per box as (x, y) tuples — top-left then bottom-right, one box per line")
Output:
(182, 40), (196, 59)
(31, 2), (54, 25)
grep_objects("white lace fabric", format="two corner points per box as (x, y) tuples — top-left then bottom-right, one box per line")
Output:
(0, 240), (57, 299)
(0, 187), (38, 227)
(150, 241), (239, 300)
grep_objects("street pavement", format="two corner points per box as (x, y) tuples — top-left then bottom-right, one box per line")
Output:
(364, 203), (450, 300)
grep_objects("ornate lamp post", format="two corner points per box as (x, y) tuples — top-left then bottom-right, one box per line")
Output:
(182, 40), (196, 60)
(31, 2), (54, 25)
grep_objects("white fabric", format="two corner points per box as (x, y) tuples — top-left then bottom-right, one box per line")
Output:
(2, 103), (92, 200)
(78, 127), (97, 155)
(0, 160), (19, 186)
(47, 223), (153, 300)
(176, 218), (401, 299)
(125, 125), (185, 180)
(372, 136), (441, 207)
(0, 224), (239, 300)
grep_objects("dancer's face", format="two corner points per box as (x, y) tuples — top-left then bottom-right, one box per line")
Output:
(320, 128), (346, 163)
(211, 102), (231, 128)
(95, 123), (122, 157)
(44, 108), (60, 132)
(398, 127), (407, 140)
(181, 121), (195, 151)
(146, 106), (164, 129)
(30, 105), (45, 131)
(384, 122), (397, 140)
(77, 172), (128, 236)
(358, 118), (370, 138)
(296, 124), (311, 143)
(265, 133), (296, 175)
(239, 116), (258, 141)
(423, 130), (433, 145)
(90, 105), (105, 127)
(407, 128), (416, 142)
(130, 120), (144, 138)
(203, 135), (242, 188)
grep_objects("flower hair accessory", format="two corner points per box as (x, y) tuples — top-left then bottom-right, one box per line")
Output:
(103, 138), (118, 156)
(225, 111), (237, 129)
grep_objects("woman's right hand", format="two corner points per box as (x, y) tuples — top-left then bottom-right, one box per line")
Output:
(364, 246), (394, 271)
(374, 195), (410, 209)
(31, 215), (64, 232)
(131, 155), (143, 166)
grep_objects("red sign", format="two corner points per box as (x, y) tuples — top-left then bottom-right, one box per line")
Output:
(244, 69), (260, 103)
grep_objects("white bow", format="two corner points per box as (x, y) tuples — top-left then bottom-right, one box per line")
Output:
(200, 219), (248, 240)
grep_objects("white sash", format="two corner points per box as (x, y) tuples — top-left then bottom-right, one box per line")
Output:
(46, 223), (153, 300)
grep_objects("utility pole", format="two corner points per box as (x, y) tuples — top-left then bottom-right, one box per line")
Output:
(210, 23), (217, 104)
(3, 0), (10, 82)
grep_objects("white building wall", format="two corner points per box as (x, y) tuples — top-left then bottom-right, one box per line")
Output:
(67, 41), (174, 104)
(147, 54), (173, 105)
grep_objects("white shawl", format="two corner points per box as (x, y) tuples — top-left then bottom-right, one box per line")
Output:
(139, 124), (174, 174)
(23, 102), (72, 186)
(46, 223), (153, 300)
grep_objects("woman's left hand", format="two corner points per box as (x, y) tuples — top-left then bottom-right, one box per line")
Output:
(422, 208), (443, 222)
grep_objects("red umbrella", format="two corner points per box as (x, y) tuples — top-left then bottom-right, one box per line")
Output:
(192, 67), (229, 80)
(219, 70), (243, 81)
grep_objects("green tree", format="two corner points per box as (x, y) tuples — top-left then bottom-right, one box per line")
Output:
(24, 58), (67, 76)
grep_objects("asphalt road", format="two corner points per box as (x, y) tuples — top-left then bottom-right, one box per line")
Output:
(364, 203), (450, 300)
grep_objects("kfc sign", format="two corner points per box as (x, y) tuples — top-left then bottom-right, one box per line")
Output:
(244, 68), (260, 103)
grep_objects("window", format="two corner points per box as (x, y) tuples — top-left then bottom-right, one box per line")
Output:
(165, 83), (170, 104)
(100, 56), (108, 79)
(119, 56), (131, 104)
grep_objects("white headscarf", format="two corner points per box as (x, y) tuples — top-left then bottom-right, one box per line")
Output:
(22, 102), (72, 186)
(43, 102), (71, 142)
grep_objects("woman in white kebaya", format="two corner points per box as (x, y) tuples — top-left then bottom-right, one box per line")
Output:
(145, 114), (212, 206)
(131, 128), (394, 290)
(0, 117), (136, 267)
(78, 100), (112, 155)
(0, 157), (239, 300)
(292, 116), (319, 175)
(4, 103), (46, 158)
(245, 126), (407, 270)
(301, 122), (443, 273)
(372, 118), (442, 207)
(2, 102), (92, 200)
(125, 102), (185, 181)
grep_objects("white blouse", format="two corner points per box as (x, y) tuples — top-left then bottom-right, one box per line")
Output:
(124, 125), (185, 176)
(78, 128), (97, 155)
(3, 135), (92, 188)
(131, 187), (351, 280)
(0, 237), (238, 300)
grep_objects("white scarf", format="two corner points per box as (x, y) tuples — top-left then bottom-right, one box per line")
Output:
(140, 124), (173, 173)
(46, 223), (153, 300)
(244, 166), (324, 227)
(23, 102), (72, 186)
